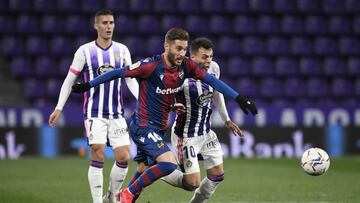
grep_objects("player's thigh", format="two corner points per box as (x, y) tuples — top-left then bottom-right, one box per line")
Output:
(85, 118), (108, 145)
(200, 130), (224, 170)
(178, 136), (204, 175)
(183, 172), (202, 186)
(108, 117), (131, 149)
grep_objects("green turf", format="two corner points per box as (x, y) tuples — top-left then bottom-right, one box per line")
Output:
(0, 156), (359, 203)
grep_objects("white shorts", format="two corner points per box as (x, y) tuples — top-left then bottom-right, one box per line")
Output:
(84, 117), (130, 149)
(171, 126), (223, 174)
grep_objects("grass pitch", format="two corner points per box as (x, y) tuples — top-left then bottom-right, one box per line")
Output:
(0, 156), (359, 203)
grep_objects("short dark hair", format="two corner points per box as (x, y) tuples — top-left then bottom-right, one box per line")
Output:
(94, 9), (114, 22)
(190, 37), (214, 55)
(165, 28), (189, 43)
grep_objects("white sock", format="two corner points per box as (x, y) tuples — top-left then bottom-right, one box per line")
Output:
(190, 177), (221, 203)
(88, 161), (104, 203)
(107, 161), (128, 201)
(161, 169), (184, 188)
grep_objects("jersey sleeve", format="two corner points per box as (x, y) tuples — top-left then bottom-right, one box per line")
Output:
(69, 47), (86, 75)
(186, 59), (207, 80)
(124, 58), (156, 79)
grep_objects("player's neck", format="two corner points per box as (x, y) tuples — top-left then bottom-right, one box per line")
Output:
(162, 53), (177, 70)
(96, 38), (112, 49)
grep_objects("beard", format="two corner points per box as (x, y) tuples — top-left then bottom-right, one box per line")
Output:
(167, 51), (183, 67)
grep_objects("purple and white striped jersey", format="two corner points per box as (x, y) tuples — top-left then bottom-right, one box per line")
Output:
(70, 41), (135, 119)
(174, 61), (229, 138)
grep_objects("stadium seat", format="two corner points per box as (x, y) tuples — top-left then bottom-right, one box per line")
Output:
(154, 0), (176, 12)
(26, 36), (48, 56)
(138, 15), (161, 34)
(10, 57), (34, 78)
(217, 37), (241, 55)
(283, 78), (306, 98)
(115, 16), (136, 34)
(47, 79), (63, 98)
(202, 0), (224, 12)
(353, 16), (360, 34)
(314, 37), (338, 55)
(57, 0), (80, 12)
(178, 0), (200, 12)
(251, 57), (274, 76)
(305, 16), (328, 34)
(50, 37), (73, 56)
(227, 57), (250, 77)
(0, 16), (15, 34)
(24, 79), (46, 99)
(124, 37), (145, 56)
(346, 0), (360, 13)
(42, 15), (64, 34)
(260, 78), (282, 98)
(297, 0), (321, 13)
(355, 78), (360, 98)
(1, 37), (24, 56)
(235, 78), (259, 97)
(186, 16), (208, 34)
(81, 0), (103, 13)
(0, 0), (7, 12)
(339, 37), (360, 55)
(33, 0), (56, 12)
(59, 57), (73, 77)
(299, 57), (322, 76)
(210, 16), (231, 34)
(17, 15), (39, 34)
(348, 58), (360, 75)
(9, 0), (31, 11)
(225, 0), (249, 12)
(242, 37), (265, 55)
(65, 15), (88, 35)
(162, 16), (184, 32)
(73, 36), (92, 50)
(273, 0), (297, 13)
(290, 37), (313, 55)
(329, 16), (351, 34)
(323, 57), (347, 76)
(146, 36), (163, 54)
(267, 37), (289, 55)
(307, 78), (329, 98)
(275, 57), (298, 76)
(281, 16), (304, 34)
(35, 57), (57, 77)
(249, 0), (273, 12)
(331, 78), (353, 97)
(257, 16), (280, 34)
(233, 16), (256, 34)
(129, 0), (152, 12)
(323, 0), (346, 14)
(105, 0), (127, 11)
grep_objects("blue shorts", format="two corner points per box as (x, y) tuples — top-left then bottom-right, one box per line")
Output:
(129, 121), (170, 165)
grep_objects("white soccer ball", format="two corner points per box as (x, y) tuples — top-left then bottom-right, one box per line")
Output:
(300, 147), (330, 176)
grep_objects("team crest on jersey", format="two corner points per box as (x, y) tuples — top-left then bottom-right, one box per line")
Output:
(159, 74), (164, 81)
(178, 68), (184, 79)
(157, 141), (165, 149)
(131, 61), (141, 70)
(196, 90), (213, 107)
(96, 63), (115, 76)
(115, 53), (121, 62)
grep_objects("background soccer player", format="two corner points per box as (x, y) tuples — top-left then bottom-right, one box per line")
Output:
(162, 37), (242, 203)
(48, 9), (138, 203)
(72, 28), (257, 203)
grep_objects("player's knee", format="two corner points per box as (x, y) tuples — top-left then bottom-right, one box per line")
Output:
(207, 173), (225, 182)
(91, 145), (104, 161)
(182, 179), (199, 191)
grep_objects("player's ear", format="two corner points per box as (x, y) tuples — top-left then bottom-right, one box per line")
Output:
(164, 42), (169, 52)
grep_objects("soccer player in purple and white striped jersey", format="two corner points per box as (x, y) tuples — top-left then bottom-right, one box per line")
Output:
(162, 37), (243, 203)
(48, 10), (138, 203)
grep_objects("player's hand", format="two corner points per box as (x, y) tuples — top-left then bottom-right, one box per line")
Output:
(49, 109), (61, 128)
(72, 82), (91, 93)
(170, 103), (186, 114)
(225, 120), (244, 137)
(235, 95), (258, 115)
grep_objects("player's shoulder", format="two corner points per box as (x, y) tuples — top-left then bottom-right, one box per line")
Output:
(112, 41), (130, 51)
(209, 61), (220, 76)
(130, 55), (161, 70)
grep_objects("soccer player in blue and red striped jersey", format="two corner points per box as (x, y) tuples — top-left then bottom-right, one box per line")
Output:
(72, 28), (257, 203)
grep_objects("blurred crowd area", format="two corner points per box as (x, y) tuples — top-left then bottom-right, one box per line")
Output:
(0, 0), (359, 107)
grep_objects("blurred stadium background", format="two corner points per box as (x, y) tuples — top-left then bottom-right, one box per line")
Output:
(0, 0), (359, 202)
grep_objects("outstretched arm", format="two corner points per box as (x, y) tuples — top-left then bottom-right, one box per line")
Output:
(201, 73), (258, 115)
